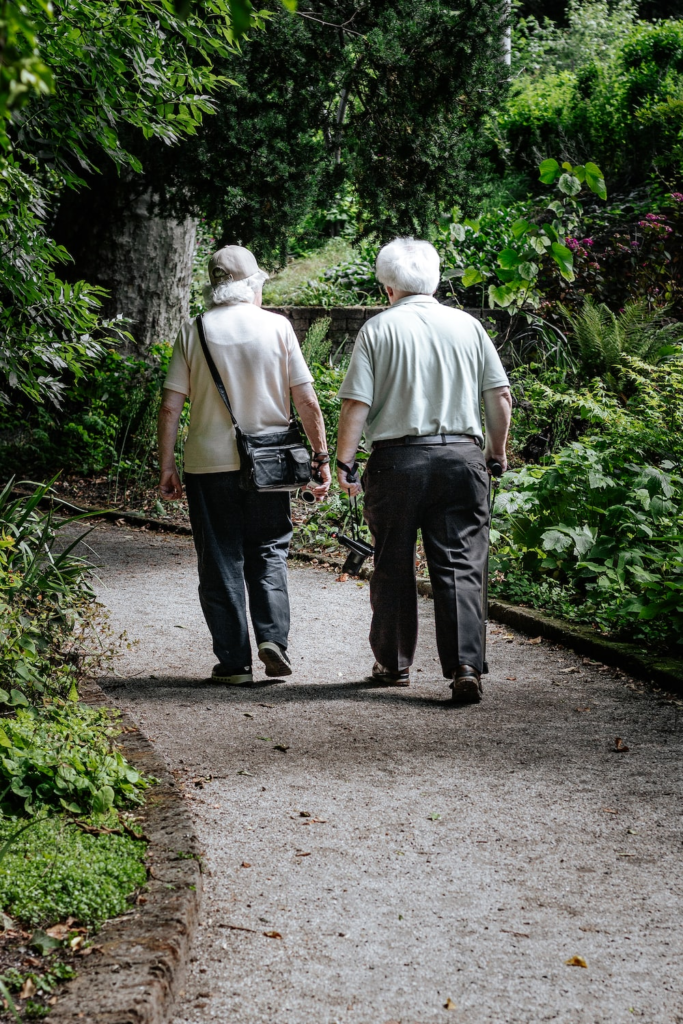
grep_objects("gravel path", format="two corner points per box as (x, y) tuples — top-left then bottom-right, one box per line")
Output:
(88, 523), (682, 1024)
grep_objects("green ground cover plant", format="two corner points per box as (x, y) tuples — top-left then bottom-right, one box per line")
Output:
(0, 814), (146, 927)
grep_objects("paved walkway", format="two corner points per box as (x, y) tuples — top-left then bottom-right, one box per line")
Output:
(89, 524), (682, 1024)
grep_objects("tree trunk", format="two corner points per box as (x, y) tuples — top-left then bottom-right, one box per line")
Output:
(54, 174), (196, 355)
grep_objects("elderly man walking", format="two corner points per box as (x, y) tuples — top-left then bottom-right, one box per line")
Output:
(336, 238), (511, 703)
(158, 245), (331, 685)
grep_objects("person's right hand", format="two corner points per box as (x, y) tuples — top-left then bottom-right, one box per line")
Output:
(159, 468), (183, 500)
(310, 462), (332, 501)
(483, 449), (508, 475)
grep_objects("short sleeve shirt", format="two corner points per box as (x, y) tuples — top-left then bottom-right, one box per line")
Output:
(164, 303), (313, 473)
(337, 295), (509, 446)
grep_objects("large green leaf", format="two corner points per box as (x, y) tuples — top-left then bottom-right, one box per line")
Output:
(511, 219), (532, 239)
(558, 173), (582, 196)
(538, 158), (560, 184)
(550, 242), (575, 281)
(584, 162), (607, 200)
(462, 266), (485, 288)
(498, 248), (521, 269)
(488, 283), (516, 308)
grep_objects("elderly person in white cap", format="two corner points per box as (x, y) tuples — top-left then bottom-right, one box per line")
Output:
(336, 237), (512, 704)
(158, 245), (331, 685)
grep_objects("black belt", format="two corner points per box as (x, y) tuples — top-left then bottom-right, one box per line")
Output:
(372, 433), (479, 450)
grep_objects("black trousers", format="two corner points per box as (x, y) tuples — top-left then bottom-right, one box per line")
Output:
(363, 443), (490, 677)
(185, 472), (292, 672)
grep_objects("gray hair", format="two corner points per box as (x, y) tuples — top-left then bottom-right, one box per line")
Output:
(204, 270), (269, 308)
(375, 237), (440, 295)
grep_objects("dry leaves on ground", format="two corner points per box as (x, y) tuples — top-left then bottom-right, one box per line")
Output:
(263, 930), (283, 939)
(565, 955), (587, 968)
(444, 997), (457, 1010)
(613, 737), (630, 753)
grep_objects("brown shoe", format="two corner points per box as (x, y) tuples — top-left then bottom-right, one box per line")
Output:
(371, 662), (410, 687)
(450, 665), (483, 704)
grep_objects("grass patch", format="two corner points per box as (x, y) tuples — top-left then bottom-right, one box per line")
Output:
(262, 238), (354, 306)
(0, 815), (147, 927)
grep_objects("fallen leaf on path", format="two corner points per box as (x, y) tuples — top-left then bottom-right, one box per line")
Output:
(613, 737), (630, 753)
(444, 998), (457, 1010)
(428, 813), (441, 820)
(501, 928), (530, 938)
(257, 736), (272, 741)
(506, 676), (517, 681)
(336, 573), (349, 582)
(299, 810), (311, 817)
(263, 930), (283, 939)
(219, 923), (256, 933)
(602, 807), (618, 813)
(258, 703), (274, 708)
(295, 851), (311, 857)
(565, 955), (587, 968)
(243, 713), (254, 718)
(560, 667), (579, 674)
(236, 770), (254, 776)
(575, 706), (591, 713)
(174, 624), (188, 629)
(582, 658), (602, 666)
(45, 923), (69, 940)
(19, 978), (37, 999)
(274, 743), (289, 752)
(617, 853), (636, 857)
(302, 818), (327, 824)
(241, 862), (251, 868)
(527, 636), (542, 644)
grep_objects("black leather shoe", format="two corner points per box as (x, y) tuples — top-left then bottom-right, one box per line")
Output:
(371, 662), (410, 686)
(450, 665), (483, 704)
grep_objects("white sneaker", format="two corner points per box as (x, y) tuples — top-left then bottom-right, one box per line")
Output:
(258, 642), (292, 678)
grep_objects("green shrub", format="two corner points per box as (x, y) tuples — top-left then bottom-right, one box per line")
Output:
(0, 814), (146, 927)
(0, 703), (151, 817)
(502, 13), (683, 188)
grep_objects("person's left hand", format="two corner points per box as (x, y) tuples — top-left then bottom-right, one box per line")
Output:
(309, 462), (332, 500)
(337, 465), (362, 497)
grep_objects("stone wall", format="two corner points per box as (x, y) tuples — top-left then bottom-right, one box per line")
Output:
(264, 305), (513, 357)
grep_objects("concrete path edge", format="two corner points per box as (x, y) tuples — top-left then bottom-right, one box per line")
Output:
(48, 680), (202, 1024)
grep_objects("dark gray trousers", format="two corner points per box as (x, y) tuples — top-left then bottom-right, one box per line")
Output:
(185, 471), (292, 672)
(363, 443), (490, 677)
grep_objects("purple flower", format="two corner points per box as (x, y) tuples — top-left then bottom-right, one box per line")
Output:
(581, 237), (594, 247)
(670, 192), (683, 202)
(631, 240), (639, 248)
(565, 237), (580, 251)
(665, 226), (673, 233)
(645, 213), (665, 221)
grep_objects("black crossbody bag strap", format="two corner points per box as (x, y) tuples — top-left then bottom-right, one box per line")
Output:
(195, 313), (239, 428)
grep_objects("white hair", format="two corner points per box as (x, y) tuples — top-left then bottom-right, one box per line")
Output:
(203, 270), (269, 308)
(375, 237), (441, 295)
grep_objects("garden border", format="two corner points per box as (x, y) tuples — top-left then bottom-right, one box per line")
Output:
(48, 679), (202, 1024)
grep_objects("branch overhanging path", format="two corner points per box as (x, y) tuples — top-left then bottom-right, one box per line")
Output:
(87, 523), (682, 1023)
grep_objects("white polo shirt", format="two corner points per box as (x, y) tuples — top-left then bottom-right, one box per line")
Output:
(338, 295), (509, 446)
(164, 303), (313, 473)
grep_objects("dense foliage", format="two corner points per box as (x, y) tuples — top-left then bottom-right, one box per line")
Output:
(503, 2), (683, 188)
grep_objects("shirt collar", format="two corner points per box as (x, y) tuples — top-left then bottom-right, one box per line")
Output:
(391, 294), (439, 308)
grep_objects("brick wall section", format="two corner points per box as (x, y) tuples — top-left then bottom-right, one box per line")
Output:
(264, 305), (512, 357)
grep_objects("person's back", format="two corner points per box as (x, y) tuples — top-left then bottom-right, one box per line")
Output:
(342, 297), (505, 446)
(336, 237), (511, 705)
(157, 244), (331, 686)
(168, 302), (310, 473)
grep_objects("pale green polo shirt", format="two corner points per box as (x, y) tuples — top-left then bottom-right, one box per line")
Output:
(337, 295), (509, 446)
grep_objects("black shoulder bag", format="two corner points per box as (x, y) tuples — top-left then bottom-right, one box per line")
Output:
(196, 314), (312, 493)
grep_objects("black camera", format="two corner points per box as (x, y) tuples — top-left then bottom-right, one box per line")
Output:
(337, 533), (374, 575)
